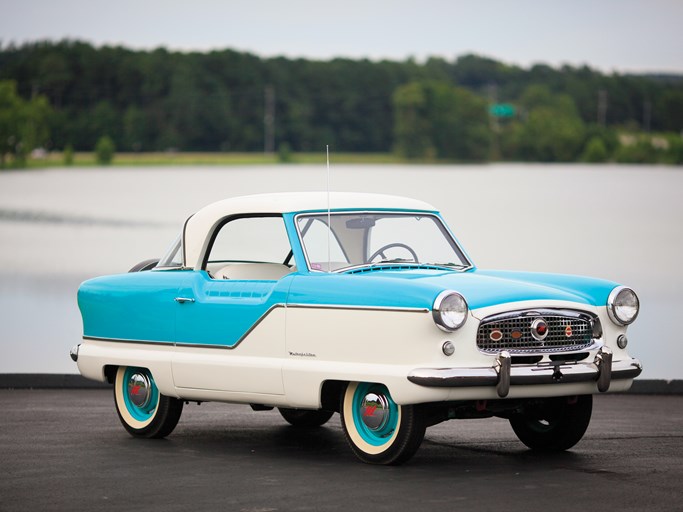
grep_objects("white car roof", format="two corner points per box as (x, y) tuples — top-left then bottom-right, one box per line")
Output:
(183, 192), (436, 269)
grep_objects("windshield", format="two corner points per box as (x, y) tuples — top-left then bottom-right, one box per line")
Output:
(296, 212), (471, 272)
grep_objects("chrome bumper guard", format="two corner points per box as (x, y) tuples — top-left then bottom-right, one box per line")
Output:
(407, 347), (642, 398)
(70, 344), (80, 363)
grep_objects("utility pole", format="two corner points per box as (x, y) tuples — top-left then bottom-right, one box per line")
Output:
(264, 85), (275, 154)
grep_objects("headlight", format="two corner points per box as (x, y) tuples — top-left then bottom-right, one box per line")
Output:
(432, 291), (468, 331)
(607, 286), (639, 326)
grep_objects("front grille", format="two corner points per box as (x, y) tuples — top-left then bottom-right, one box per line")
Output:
(476, 309), (596, 354)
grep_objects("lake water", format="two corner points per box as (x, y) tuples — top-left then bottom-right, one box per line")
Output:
(0, 163), (681, 379)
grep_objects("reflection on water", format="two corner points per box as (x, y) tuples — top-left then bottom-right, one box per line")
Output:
(0, 164), (680, 378)
(0, 207), (170, 228)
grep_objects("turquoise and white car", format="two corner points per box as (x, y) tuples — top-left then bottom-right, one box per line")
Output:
(72, 192), (642, 465)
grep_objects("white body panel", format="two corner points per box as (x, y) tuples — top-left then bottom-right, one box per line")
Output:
(172, 307), (286, 395)
(76, 299), (637, 408)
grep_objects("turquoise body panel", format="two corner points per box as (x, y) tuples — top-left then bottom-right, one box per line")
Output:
(78, 270), (188, 342)
(287, 268), (617, 311)
(79, 267), (618, 346)
(78, 207), (620, 347)
(174, 271), (291, 347)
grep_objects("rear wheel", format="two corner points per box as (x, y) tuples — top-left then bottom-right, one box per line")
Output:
(278, 408), (334, 427)
(114, 366), (183, 438)
(509, 395), (592, 451)
(340, 382), (425, 465)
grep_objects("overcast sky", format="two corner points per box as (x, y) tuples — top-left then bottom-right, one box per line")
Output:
(2, 0), (682, 73)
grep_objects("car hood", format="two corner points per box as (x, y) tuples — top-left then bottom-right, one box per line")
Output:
(288, 268), (619, 310)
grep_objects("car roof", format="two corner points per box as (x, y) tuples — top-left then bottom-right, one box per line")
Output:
(183, 192), (437, 268)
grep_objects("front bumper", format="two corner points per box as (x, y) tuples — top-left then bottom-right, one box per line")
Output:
(407, 347), (642, 398)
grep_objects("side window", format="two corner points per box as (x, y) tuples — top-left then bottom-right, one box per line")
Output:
(207, 216), (291, 266)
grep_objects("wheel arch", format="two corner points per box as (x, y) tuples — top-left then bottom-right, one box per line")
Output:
(100, 361), (177, 397)
(320, 380), (348, 412)
(104, 364), (118, 384)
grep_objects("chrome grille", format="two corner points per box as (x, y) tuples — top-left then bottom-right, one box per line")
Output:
(476, 309), (595, 354)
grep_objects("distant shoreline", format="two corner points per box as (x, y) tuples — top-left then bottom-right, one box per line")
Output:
(19, 151), (406, 168)
(12, 151), (683, 169)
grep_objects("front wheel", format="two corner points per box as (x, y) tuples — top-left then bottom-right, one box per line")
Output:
(114, 366), (183, 438)
(509, 395), (592, 451)
(340, 382), (425, 465)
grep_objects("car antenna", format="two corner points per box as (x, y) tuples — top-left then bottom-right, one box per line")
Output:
(326, 144), (331, 273)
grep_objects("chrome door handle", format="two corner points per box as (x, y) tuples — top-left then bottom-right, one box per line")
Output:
(174, 297), (195, 304)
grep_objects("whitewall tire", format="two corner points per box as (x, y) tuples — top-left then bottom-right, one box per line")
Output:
(340, 382), (425, 465)
(113, 366), (183, 438)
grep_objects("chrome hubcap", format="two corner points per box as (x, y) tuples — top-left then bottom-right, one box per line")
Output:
(127, 372), (151, 408)
(360, 392), (390, 431)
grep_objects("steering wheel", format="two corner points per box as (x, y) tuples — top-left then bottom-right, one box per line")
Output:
(368, 243), (419, 263)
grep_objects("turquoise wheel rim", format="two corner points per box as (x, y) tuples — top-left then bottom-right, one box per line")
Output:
(121, 367), (159, 422)
(351, 383), (399, 447)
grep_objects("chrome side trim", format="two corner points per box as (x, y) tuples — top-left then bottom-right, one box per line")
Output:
(175, 342), (241, 350)
(83, 336), (175, 346)
(407, 353), (642, 390)
(286, 303), (430, 313)
(83, 335), (252, 351)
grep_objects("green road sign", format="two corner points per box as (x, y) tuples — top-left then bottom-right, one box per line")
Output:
(489, 103), (516, 118)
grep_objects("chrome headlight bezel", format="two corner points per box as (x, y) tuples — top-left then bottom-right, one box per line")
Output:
(432, 291), (468, 331)
(607, 286), (639, 326)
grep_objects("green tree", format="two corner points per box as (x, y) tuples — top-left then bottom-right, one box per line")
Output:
(1, 41), (681, 157)
(392, 82), (434, 158)
(0, 80), (51, 167)
(664, 134), (683, 164)
(95, 135), (115, 164)
(581, 136), (609, 162)
(91, 101), (119, 142)
(512, 86), (586, 161)
(63, 143), (74, 165)
(393, 81), (491, 161)
(277, 142), (293, 163)
(656, 90), (683, 133)
(123, 106), (147, 151)
(442, 87), (491, 161)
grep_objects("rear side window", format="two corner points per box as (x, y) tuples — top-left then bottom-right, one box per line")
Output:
(207, 216), (291, 265)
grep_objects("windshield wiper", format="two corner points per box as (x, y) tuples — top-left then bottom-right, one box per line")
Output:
(376, 258), (416, 264)
(344, 260), (468, 274)
(424, 262), (469, 269)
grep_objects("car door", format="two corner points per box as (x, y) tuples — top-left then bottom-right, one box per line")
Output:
(171, 215), (293, 395)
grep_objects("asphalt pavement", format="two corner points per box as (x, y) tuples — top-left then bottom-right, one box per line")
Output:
(1, 390), (681, 512)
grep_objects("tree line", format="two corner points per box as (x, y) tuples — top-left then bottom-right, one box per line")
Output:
(1, 40), (682, 165)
